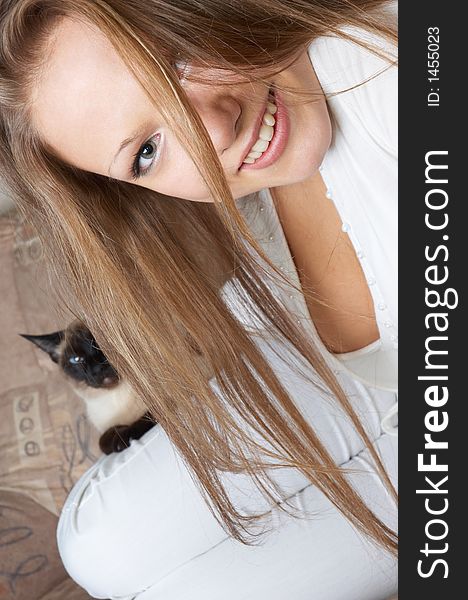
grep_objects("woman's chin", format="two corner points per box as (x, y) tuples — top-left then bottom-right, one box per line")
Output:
(235, 162), (320, 198)
(249, 121), (331, 190)
(256, 151), (328, 190)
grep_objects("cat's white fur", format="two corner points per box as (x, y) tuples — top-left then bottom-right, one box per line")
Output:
(71, 379), (146, 433)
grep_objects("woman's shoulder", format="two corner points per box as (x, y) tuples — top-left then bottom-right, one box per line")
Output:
(309, 24), (397, 159)
(308, 0), (397, 82)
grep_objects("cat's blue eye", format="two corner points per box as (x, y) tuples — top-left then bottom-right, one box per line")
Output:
(130, 133), (161, 181)
(69, 355), (85, 365)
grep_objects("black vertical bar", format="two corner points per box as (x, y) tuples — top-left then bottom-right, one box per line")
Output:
(400, 3), (465, 597)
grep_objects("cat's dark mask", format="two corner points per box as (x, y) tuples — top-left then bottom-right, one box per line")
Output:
(20, 323), (119, 389)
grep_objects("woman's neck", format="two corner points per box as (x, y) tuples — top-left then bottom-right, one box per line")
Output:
(270, 171), (380, 355)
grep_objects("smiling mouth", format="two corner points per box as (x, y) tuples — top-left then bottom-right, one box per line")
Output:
(240, 90), (278, 166)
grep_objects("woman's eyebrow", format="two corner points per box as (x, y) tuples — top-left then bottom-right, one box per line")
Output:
(108, 124), (150, 175)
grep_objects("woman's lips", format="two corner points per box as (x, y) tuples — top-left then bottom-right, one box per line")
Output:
(239, 89), (289, 171)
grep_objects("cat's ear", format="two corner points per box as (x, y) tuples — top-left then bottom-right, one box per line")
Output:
(19, 331), (65, 363)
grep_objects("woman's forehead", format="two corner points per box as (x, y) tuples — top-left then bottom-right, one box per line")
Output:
(31, 17), (150, 175)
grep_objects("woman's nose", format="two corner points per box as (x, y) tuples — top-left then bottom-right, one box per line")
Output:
(186, 84), (241, 157)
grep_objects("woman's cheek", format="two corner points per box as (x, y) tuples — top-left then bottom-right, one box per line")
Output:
(161, 168), (213, 202)
(153, 141), (215, 202)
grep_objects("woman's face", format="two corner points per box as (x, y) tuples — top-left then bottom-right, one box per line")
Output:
(32, 18), (331, 202)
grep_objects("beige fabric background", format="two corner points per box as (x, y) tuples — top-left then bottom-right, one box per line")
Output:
(0, 182), (14, 215)
(0, 209), (103, 599)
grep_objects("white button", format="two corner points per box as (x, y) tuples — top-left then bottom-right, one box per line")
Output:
(384, 321), (393, 328)
(390, 335), (398, 342)
(378, 302), (387, 310)
(341, 223), (350, 233)
(269, 235), (274, 241)
(319, 165), (324, 173)
(367, 277), (376, 286)
(289, 295), (294, 299)
(280, 267), (284, 272)
(326, 190), (333, 199)
(381, 403), (398, 436)
(357, 250), (365, 259)
(260, 206), (264, 212)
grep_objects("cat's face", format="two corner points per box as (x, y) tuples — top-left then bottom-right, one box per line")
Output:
(21, 321), (119, 389)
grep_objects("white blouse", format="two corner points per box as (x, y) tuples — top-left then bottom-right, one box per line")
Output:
(234, 24), (398, 394)
(57, 20), (398, 600)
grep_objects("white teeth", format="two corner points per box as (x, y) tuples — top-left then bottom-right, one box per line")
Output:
(266, 101), (277, 115)
(242, 95), (277, 165)
(259, 124), (274, 141)
(251, 138), (269, 153)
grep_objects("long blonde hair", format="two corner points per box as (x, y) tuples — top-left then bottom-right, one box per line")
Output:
(0, 0), (398, 553)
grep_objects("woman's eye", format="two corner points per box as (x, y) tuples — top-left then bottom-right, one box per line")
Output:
(131, 133), (161, 180)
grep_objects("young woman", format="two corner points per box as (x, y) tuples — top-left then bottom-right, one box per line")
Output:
(0, 0), (398, 598)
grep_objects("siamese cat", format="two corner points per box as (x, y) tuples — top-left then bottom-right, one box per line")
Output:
(20, 320), (156, 454)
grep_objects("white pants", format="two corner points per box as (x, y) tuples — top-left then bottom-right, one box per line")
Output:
(57, 335), (398, 600)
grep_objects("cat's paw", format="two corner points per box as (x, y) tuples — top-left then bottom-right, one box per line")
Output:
(99, 425), (133, 455)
